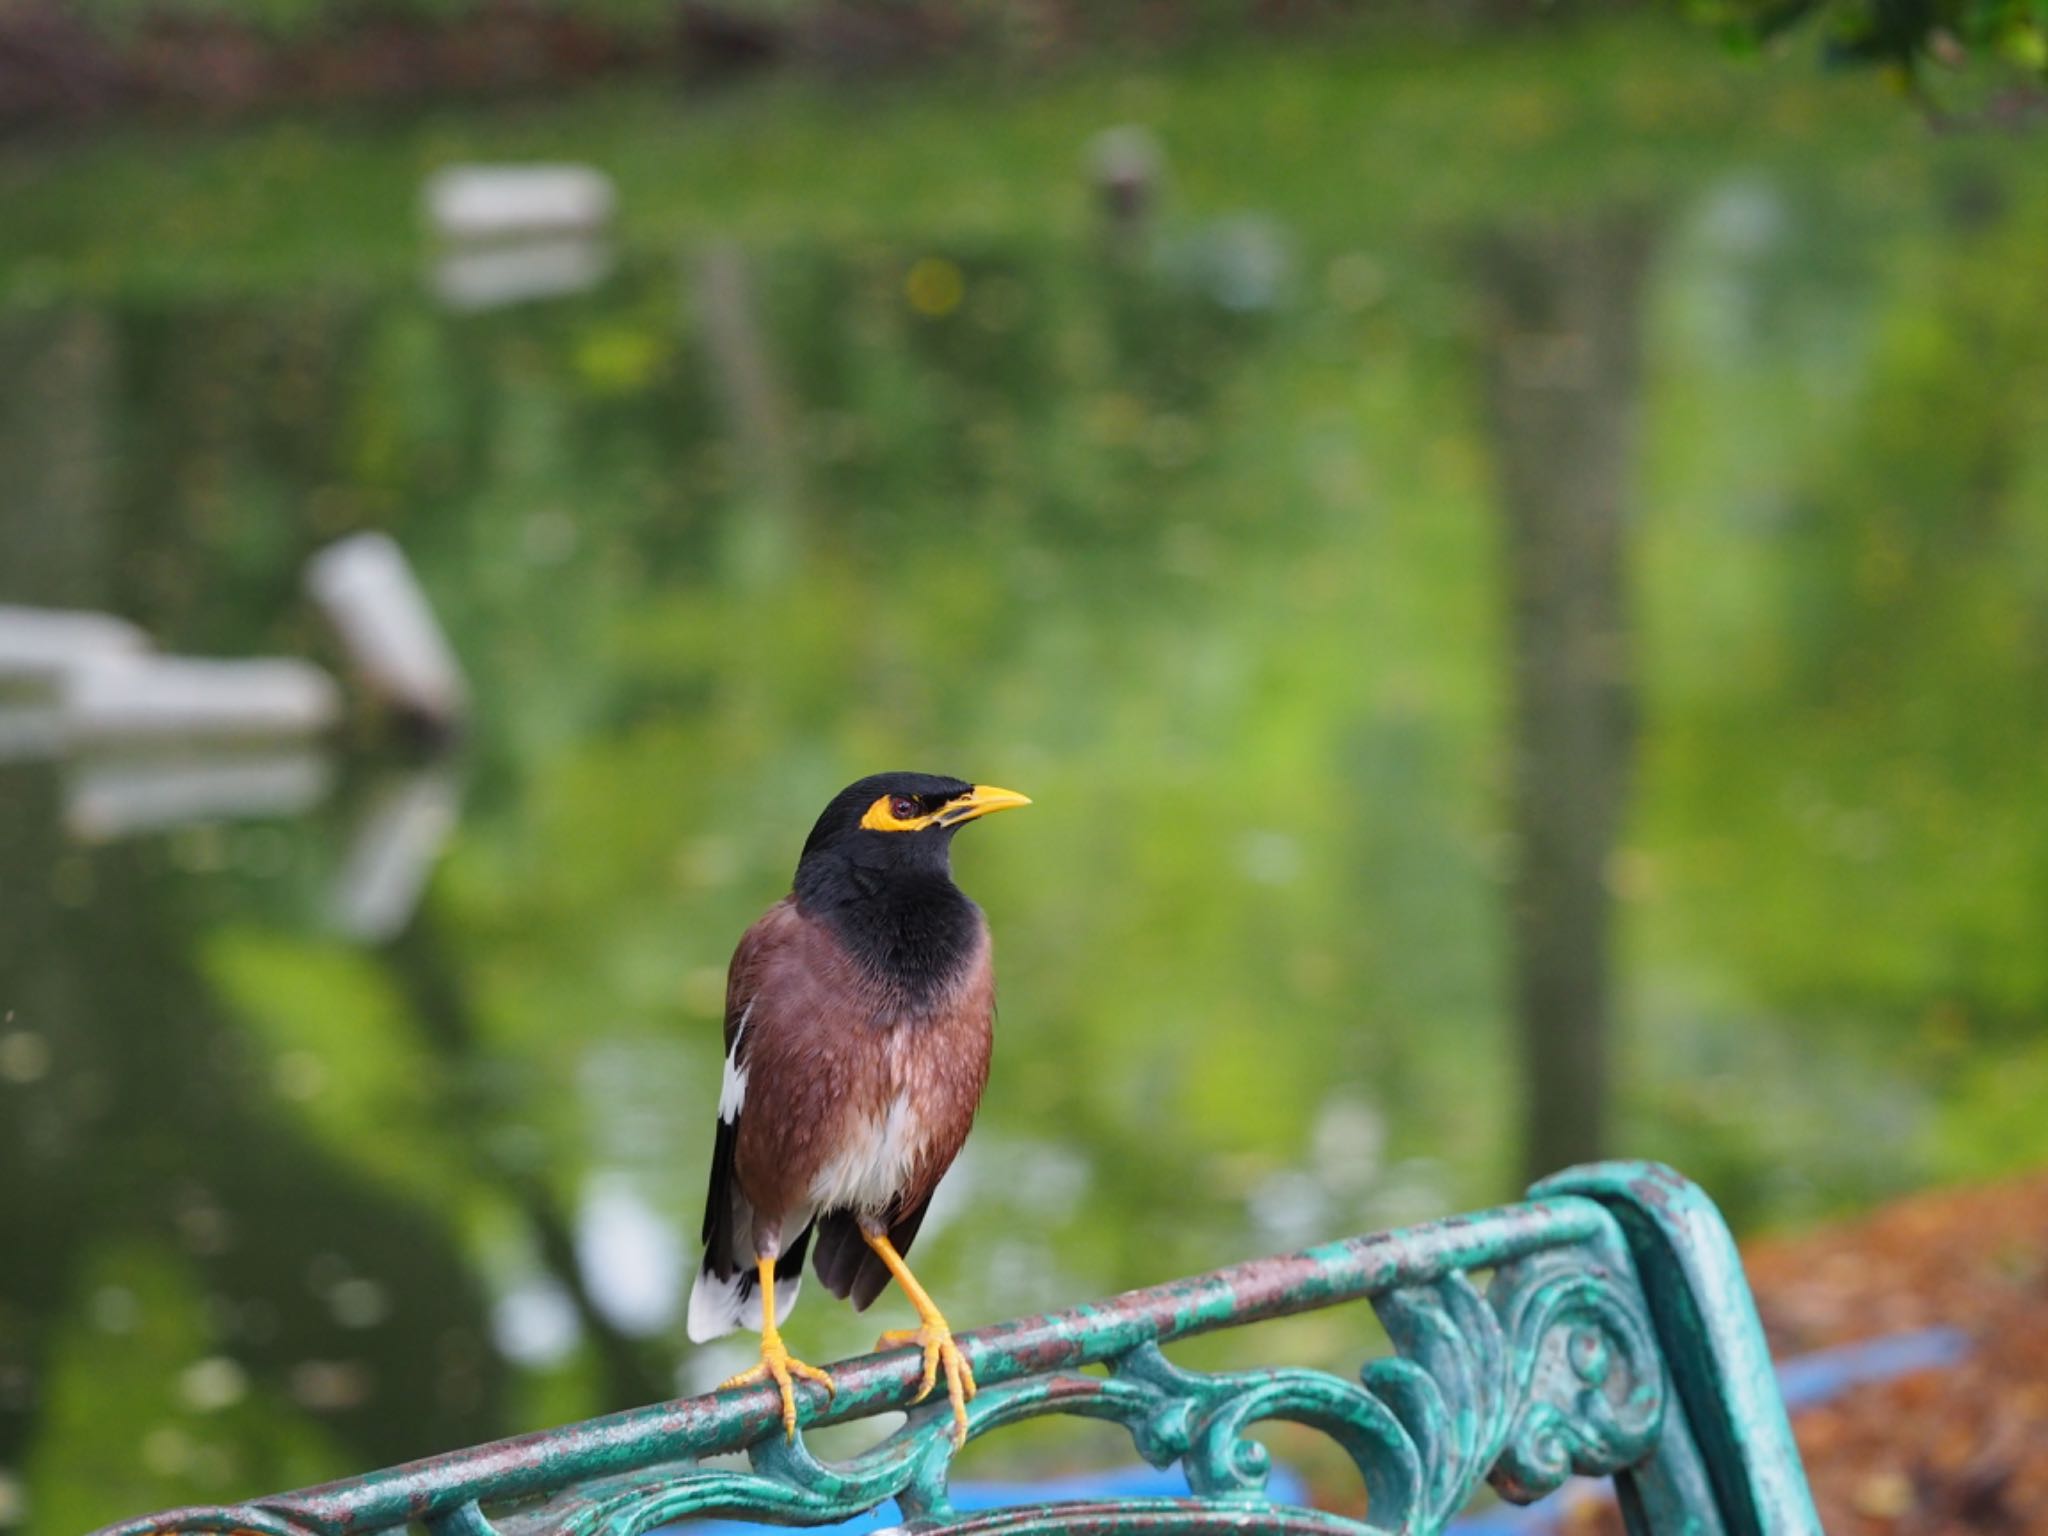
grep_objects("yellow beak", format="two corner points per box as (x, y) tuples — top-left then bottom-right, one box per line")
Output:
(936, 785), (1033, 827)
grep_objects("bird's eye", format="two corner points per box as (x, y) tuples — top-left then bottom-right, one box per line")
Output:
(891, 796), (919, 820)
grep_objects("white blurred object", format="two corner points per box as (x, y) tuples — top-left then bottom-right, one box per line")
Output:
(423, 164), (616, 241)
(64, 750), (332, 841)
(576, 1174), (683, 1337)
(0, 605), (149, 684)
(433, 238), (612, 312)
(1086, 124), (1163, 238)
(1161, 213), (1293, 313)
(490, 1277), (582, 1368)
(62, 656), (340, 745)
(1696, 173), (1788, 258)
(305, 533), (469, 734)
(330, 766), (462, 942)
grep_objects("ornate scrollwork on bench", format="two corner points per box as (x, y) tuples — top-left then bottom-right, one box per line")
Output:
(86, 1163), (1820, 1536)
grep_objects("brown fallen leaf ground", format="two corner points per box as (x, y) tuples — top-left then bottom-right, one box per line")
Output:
(1744, 1171), (2048, 1535)
(1575, 1169), (2048, 1535)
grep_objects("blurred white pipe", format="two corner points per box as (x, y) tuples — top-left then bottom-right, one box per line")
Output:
(61, 655), (340, 745)
(329, 766), (462, 942)
(432, 237), (612, 312)
(305, 533), (468, 734)
(0, 605), (149, 684)
(64, 749), (333, 841)
(423, 165), (616, 241)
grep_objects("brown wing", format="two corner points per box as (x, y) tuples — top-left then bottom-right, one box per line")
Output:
(699, 900), (798, 1248)
(688, 901), (816, 1341)
(728, 901), (894, 1221)
(722, 898), (803, 1054)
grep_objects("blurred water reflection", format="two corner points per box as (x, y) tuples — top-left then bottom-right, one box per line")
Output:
(3, 128), (2048, 1529)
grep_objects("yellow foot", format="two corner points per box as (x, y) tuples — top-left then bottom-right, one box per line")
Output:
(877, 1321), (978, 1446)
(719, 1333), (837, 1439)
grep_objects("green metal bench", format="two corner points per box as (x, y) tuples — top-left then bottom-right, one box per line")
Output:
(90, 1162), (1819, 1536)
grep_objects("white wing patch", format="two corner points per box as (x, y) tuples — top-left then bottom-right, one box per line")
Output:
(718, 1004), (751, 1123)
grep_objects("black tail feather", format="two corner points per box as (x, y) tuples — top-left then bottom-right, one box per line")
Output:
(812, 1199), (934, 1313)
(811, 1211), (866, 1299)
(781, 1219), (814, 1286)
(700, 1117), (741, 1272)
(707, 1216), (814, 1297)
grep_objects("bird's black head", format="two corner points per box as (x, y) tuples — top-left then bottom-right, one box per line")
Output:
(794, 771), (1030, 899)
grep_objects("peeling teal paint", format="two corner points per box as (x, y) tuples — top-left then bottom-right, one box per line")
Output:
(89, 1162), (1817, 1536)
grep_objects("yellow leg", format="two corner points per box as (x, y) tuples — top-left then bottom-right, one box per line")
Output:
(716, 1256), (836, 1438)
(864, 1231), (977, 1446)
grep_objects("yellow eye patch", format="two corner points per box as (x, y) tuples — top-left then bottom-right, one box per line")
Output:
(858, 785), (1032, 834)
(861, 794), (943, 833)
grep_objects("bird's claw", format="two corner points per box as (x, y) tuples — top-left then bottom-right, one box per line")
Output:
(719, 1333), (837, 1439)
(877, 1321), (977, 1446)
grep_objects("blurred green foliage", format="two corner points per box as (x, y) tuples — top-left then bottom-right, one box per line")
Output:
(1700, 0), (2048, 96)
(5, 11), (2048, 1531)
(0, 17), (1925, 302)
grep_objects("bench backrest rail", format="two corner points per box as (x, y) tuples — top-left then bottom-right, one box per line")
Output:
(88, 1161), (1819, 1536)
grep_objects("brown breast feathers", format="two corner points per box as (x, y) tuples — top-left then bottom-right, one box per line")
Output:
(727, 899), (994, 1232)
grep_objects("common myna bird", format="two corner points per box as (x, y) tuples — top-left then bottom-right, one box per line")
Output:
(688, 772), (1031, 1442)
